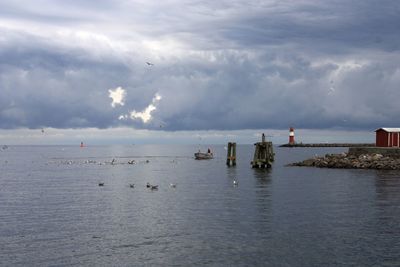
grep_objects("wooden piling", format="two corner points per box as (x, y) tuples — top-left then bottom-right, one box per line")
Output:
(226, 142), (236, 166)
(251, 134), (274, 168)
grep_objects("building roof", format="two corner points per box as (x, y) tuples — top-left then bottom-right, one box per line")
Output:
(375, 128), (400, 132)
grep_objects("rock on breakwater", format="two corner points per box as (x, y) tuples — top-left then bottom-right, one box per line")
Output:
(289, 152), (400, 170)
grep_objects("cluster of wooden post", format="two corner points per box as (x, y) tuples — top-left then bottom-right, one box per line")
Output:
(226, 134), (274, 168)
(226, 142), (236, 166)
(251, 133), (274, 168)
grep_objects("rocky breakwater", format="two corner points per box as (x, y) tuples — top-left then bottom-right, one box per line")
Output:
(290, 152), (400, 170)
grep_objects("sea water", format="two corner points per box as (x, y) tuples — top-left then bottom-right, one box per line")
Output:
(0, 145), (399, 266)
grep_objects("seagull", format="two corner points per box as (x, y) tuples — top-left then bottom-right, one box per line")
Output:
(129, 184), (135, 188)
(146, 62), (154, 66)
(146, 182), (151, 188)
(150, 185), (158, 190)
(98, 182), (105, 186)
(233, 180), (238, 186)
(170, 183), (177, 188)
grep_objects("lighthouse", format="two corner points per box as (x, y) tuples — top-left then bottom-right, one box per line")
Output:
(289, 127), (295, 145)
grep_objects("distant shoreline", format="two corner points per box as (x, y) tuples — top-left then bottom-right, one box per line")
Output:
(280, 143), (375, 147)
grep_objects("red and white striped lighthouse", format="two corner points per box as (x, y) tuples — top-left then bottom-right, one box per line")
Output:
(289, 127), (295, 145)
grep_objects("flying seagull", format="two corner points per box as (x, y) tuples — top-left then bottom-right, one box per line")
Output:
(146, 62), (154, 66)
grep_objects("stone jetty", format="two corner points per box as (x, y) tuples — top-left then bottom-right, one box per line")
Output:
(280, 143), (374, 147)
(289, 152), (400, 170)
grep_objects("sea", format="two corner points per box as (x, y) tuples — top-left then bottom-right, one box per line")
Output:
(0, 145), (399, 266)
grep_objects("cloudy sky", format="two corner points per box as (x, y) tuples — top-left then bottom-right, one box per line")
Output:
(0, 0), (399, 144)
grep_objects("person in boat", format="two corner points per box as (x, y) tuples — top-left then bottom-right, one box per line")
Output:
(207, 148), (211, 153)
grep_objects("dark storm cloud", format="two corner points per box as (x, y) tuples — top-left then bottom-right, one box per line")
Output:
(0, 0), (399, 131)
(218, 1), (400, 52)
(0, 30), (134, 129)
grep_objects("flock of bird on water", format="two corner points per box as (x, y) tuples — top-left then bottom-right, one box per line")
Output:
(2, 131), (242, 190)
(98, 180), (238, 189)
(97, 182), (167, 190)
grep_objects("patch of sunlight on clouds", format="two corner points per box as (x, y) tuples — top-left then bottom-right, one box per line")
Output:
(122, 93), (162, 123)
(108, 86), (126, 108)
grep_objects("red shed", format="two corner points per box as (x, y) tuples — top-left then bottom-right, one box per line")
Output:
(375, 128), (400, 147)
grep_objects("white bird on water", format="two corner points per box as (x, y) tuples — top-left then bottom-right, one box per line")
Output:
(233, 180), (238, 186)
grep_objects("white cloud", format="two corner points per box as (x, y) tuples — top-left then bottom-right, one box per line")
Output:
(118, 114), (127, 120)
(127, 93), (162, 123)
(108, 86), (126, 108)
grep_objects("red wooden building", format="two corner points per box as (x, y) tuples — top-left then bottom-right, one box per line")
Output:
(375, 128), (400, 147)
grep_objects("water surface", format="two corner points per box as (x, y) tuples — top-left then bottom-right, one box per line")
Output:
(0, 145), (399, 266)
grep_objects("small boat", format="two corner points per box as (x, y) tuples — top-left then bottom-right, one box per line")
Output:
(194, 151), (213, 160)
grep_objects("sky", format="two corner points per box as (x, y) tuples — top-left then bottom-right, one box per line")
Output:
(0, 0), (399, 144)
